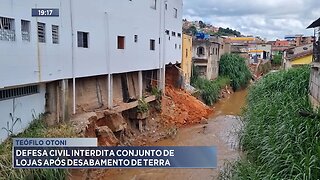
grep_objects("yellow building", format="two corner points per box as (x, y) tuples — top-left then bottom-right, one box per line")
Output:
(284, 53), (313, 69)
(229, 37), (255, 41)
(291, 54), (313, 65)
(182, 34), (192, 84)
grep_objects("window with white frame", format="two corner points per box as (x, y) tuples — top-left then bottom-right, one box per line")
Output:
(151, 0), (157, 9)
(52, 25), (59, 44)
(0, 16), (15, 41)
(21, 20), (30, 42)
(37, 22), (46, 43)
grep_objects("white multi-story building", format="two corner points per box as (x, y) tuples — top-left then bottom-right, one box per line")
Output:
(0, 0), (183, 142)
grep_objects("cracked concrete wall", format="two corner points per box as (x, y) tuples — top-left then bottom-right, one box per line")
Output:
(127, 72), (139, 100)
(67, 76), (109, 113)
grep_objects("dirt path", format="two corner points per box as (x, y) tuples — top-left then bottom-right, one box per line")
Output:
(94, 90), (248, 180)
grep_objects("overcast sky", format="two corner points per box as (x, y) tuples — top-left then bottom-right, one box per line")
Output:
(183, 0), (320, 40)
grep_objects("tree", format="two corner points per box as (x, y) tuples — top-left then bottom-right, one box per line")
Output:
(199, 21), (206, 28)
(186, 25), (197, 36)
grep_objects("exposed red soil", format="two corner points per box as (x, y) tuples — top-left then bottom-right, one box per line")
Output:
(161, 86), (213, 127)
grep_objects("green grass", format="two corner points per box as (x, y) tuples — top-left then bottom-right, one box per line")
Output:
(0, 116), (77, 180)
(191, 76), (230, 106)
(223, 66), (320, 179)
(219, 53), (252, 91)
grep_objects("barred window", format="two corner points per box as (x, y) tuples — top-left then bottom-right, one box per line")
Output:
(77, 31), (89, 48)
(21, 20), (30, 42)
(37, 22), (46, 43)
(52, 25), (59, 44)
(0, 16), (15, 41)
(0, 85), (39, 101)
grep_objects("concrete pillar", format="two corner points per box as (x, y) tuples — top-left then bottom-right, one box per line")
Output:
(162, 66), (166, 94)
(157, 69), (162, 90)
(56, 83), (60, 123)
(60, 79), (69, 122)
(72, 78), (76, 114)
(138, 71), (143, 98)
(107, 74), (113, 109)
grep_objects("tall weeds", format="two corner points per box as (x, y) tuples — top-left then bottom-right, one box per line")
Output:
(227, 66), (320, 179)
(192, 76), (230, 106)
(0, 116), (76, 180)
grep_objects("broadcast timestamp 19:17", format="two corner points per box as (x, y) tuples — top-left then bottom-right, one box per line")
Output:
(32, 8), (59, 17)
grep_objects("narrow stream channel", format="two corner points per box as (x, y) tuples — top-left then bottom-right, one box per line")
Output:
(101, 89), (248, 180)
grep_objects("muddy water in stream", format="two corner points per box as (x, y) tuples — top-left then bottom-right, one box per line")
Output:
(100, 90), (248, 180)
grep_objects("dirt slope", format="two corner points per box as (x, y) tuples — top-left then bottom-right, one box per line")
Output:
(162, 86), (213, 127)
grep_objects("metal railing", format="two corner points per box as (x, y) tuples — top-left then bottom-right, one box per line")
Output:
(22, 31), (30, 41)
(0, 29), (15, 41)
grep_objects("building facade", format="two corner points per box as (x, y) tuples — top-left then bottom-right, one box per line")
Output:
(181, 34), (192, 84)
(283, 44), (313, 69)
(0, 0), (183, 142)
(192, 36), (227, 80)
(285, 35), (315, 47)
(248, 44), (272, 63)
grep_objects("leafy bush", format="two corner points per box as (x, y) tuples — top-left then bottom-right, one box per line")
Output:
(137, 98), (149, 113)
(0, 116), (76, 180)
(214, 76), (231, 88)
(228, 66), (320, 179)
(272, 54), (283, 66)
(192, 76), (230, 106)
(219, 53), (252, 91)
(190, 64), (201, 85)
(151, 86), (162, 112)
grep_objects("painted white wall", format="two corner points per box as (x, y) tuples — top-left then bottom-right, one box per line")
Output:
(0, 84), (45, 143)
(0, 0), (182, 142)
(163, 0), (183, 64)
(0, 0), (73, 88)
(0, 0), (182, 86)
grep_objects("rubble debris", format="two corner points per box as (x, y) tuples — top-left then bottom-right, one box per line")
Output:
(162, 86), (213, 127)
(102, 111), (127, 132)
(95, 126), (119, 146)
(200, 117), (209, 124)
